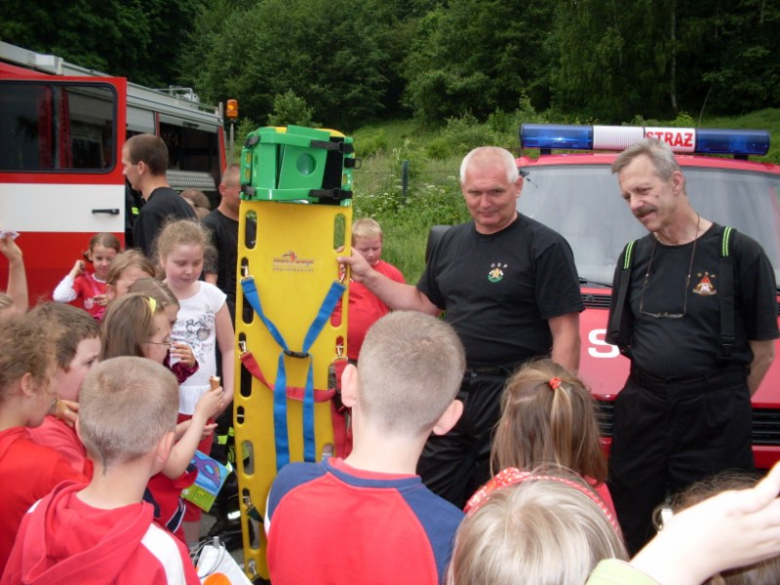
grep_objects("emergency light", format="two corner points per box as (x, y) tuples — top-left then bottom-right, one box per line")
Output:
(520, 124), (770, 157)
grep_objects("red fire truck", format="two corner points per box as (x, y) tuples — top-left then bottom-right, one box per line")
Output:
(516, 124), (780, 468)
(0, 41), (226, 302)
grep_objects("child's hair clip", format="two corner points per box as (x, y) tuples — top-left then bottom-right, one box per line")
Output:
(548, 377), (562, 391)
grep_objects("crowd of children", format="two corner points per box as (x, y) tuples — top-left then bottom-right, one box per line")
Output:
(4, 213), (780, 584)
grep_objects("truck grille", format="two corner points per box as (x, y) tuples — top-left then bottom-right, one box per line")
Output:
(597, 401), (780, 446)
(753, 408), (780, 445)
(582, 293), (611, 309)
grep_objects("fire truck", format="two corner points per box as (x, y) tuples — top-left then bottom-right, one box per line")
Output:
(516, 124), (780, 468)
(0, 41), (226, 302)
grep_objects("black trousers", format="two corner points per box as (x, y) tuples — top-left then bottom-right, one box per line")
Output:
(416, 368), (510, 509)
(608, 365), (754, 554)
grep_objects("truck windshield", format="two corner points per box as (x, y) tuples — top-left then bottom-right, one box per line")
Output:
(518, 164), (780, 286)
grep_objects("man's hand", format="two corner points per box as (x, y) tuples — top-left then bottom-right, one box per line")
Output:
(337, 250), (372, 283)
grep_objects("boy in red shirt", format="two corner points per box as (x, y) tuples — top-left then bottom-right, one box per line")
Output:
(26, 303), (101, 474)
(266, 312), (466, 585)
(344, 218), (405, 361)
(2, 357), (200, 585)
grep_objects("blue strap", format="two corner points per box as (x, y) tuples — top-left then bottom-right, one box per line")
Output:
(241, 276), (345, 468)
(241, 277), (292, 469)
(300, 281), (346, 461)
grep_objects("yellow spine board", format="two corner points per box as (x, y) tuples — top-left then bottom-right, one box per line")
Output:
(234, 199), (351, 579)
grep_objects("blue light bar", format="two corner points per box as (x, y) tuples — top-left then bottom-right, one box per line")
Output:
(520, 124), (593, 150)
(695, 129), (770, 156)
(519, 124), (771, 157)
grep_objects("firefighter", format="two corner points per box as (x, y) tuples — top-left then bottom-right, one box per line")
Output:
(606, 137), (779, 554)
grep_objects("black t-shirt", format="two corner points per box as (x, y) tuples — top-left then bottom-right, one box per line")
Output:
(133, 186), (197, 258)
(612, 223), (778, 377)
(417, 215), (583, 366)
(202, 209), (257, 321)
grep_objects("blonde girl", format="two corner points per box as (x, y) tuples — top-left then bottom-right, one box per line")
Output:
(128, 278), (199, 384)
(449, 468), (626, 585)
(104, 249), (155, 301)
(53, 232), (121, 319)
(491, 358), (614, 514)
(156, 218), (234, 544)
(100, 293), (223, 543)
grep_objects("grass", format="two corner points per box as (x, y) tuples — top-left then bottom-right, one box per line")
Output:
(349, 108), (780, 282)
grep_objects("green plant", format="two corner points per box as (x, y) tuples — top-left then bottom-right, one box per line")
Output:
(267, 90), (319, 128)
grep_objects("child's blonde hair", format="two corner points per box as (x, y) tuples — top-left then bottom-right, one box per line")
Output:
(0, 312), (56, 404)
(28, 303), (100, 370)
(100, 293), (166, 360)
(128, 278), (179, 311)
(106, 249), (155, 290)
(351, 218), (382, 243)
(356, 311), (465, 435)
(83, 232), (121, 262)
(155, 218), (210, 260)
(491, 358), (607, 483)
(448, 470), (627, 585)
(78, 357), (178, 468)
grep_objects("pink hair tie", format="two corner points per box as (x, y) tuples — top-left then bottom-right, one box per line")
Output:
(548, 377), (562, 390)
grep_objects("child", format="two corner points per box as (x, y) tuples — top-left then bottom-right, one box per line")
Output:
(104, 249), (155, 301)
(448, 468), (627, 585)
(0, 311), (87, 574)
(156, 219), (235, 545)
(26, 303), (101, 474)
(666, 472), (780, 584)
(265, 311), (466, 585)
(588, 461), (780, 585)
(1, 357), (201, 585)
(128, 278), (199, 384)
(52, 232), (121, 319)
(491, 358), (614, 514)
(101, 293), (224, 541)
(343, 218), (405, 361)
(0, 232), (27, 316)
(181, 188), (211, 220)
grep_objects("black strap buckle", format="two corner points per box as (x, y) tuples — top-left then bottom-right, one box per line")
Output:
(284, 349), (310, 359)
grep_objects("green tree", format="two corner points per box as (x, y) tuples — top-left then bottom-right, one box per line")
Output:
(0, 0), (202, 87)
(267, 90), (318, 127)
(402, 0), (554, 124)
(184, 0), (392, 131)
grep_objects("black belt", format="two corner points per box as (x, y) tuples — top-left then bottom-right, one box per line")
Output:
(465, 363), (521, 377)
(630, 364), (747, 390)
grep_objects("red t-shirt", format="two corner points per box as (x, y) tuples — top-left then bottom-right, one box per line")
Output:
(345, 260), (405, 360)
(26, 416), (89, 475)
(73, 273), (108, 319)
(0, 428), (86, 574)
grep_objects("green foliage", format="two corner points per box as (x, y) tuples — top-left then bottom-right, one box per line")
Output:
(231, 117), (258, 164)
(183, 0), (394, 130)
(267, 91), (319, 128)
(0, 0), (202, 88)
(402, 1), (554, 123)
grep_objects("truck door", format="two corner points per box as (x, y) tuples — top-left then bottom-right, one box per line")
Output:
(0, 75), (127, 303)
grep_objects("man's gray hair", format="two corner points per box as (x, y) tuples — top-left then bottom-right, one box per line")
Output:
(611, 138), (681, 182)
